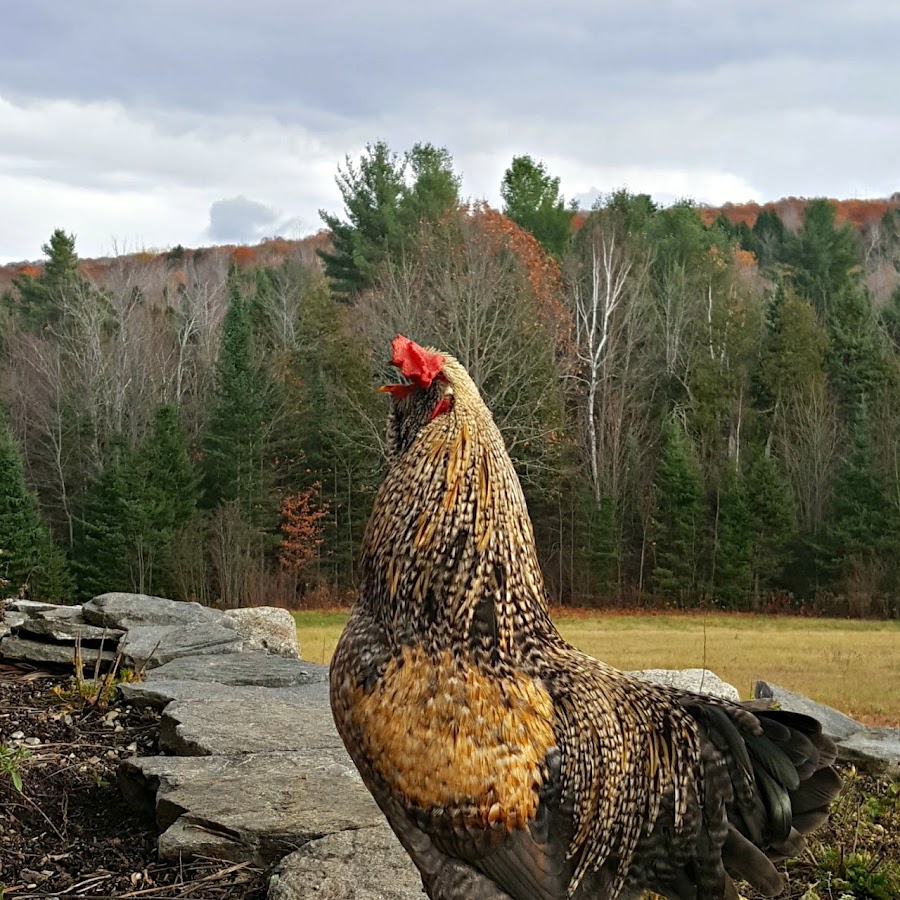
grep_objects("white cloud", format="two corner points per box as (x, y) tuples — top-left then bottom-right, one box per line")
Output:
(2, 1), (900, 261)
(0, 94), (346, 261)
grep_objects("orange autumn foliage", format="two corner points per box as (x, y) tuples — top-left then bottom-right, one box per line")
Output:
(471, 204), (569, 348)
(278, 484), (329, 572)
(701, 195), (900, 230)
(231, 245), (257, 268)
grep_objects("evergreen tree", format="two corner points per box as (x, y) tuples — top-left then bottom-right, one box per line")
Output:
(826, 288), (890, 412)
(202, 270), (276, 526)
(318, 141), (459, 297)
(745, 451), (794, 600)
(401, 143), (461, 230)
(713, 464), (752, 608)
(759, 286), (828, 409)
(787, 199), (858, 317)
(288, 273), (381, 581)
(75, 406), (199, 599)
(751, 209), (788, 272)
(651, 417), (702, 602)
(73, 440), (133, 598)
(0, 425), (72, 601)
(824, 407), (889, 581)
(500, 155), (575, 258)
(601, 189), (657, 235)
(6, 229), (82, 331)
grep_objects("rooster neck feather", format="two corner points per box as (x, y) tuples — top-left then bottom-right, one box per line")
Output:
(359, 358), (553, 658)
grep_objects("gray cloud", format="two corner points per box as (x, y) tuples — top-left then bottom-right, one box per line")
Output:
(206, 196), (280, 243)
(2, 1), (899, 260)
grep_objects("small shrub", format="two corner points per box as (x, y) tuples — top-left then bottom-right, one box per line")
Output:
(0, 742), (30, 792)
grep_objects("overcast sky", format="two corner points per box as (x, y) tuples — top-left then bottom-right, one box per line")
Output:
(1, 1), (898, 263)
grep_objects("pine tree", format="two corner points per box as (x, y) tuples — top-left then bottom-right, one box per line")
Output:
(0, 425), (72, 601)
(75, 407), (199, 599)
(202, 270), (275, 526)
(73, 440), (133, 598)
(318, 141), (460, 297)
(825, 407), (889, 582)
(786, 199), (859, 318)
(826, 288), (889, 412)
(6, 229), (82, 331)
(750, 209), (788, 272)
(745, 451), (794, 601)
(500, 155), (575, 258)
(713, 464), (752, 608)
(651, 417), (702, 603)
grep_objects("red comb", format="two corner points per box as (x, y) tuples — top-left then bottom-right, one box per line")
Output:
(390, 335), (445, 388)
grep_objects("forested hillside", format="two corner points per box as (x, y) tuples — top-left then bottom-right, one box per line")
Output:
(2, 144), (899, 616)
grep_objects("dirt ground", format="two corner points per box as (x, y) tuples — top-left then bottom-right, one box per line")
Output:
(0, 661), (266, 900)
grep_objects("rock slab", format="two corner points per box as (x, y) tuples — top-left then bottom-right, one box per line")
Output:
(119, 750), (383, 867)
(0, 635), (117, 667)
(629, 668), (740, 702)
(836, 727), (900, 774)
(753, 680), (864, 741)
(160, 698), (344, 756)
(269, 821), (425, 900)
(83, 593), (231, 630)
(119, 624), (244, 670)
(225, 607), (301, 659)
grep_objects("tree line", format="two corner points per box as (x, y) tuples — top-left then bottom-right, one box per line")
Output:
(2, 142), (899, 616)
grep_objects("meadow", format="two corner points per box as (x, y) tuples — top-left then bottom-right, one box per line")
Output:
(294, 610), (900, 725)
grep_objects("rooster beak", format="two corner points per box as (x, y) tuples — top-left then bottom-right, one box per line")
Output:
(379, 383), (417, 398)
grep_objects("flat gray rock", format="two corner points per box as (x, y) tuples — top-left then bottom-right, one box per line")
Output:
(118, 751), (382, 866)
(119, 624), (244, 669)
(19, 617), (124, 644)
(836, 727), (900, 774)
(753, 681), (864, 741)
(629, 668), (740, 702)
(142, 652), (327, 688)
(0, 635), (117, 667)
(225, 607), (301, 659)
(120, 678), (330, 709)
(269, 821), (425, 900)
(160, 698), (344, 756)
(28, 605), (84, 620)
(4, 599), (66, 613)
(0, 623), (10, 640)
(2, 611), (27, 630)
(83, 593), (230, 630)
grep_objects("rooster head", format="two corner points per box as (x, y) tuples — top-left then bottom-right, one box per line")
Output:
(380, 335), (461, 460)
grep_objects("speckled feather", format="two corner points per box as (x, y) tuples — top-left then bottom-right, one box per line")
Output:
(330, 345), (841, 900)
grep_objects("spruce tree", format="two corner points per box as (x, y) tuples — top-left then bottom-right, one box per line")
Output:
(75, 406), (199, 599)
(318, 141), (460, 297)
(751, 209), (788, 272)
(786, 199), (858, 318)
(825, 407), (889, 581)
(6, 229), (81, 331)
(202, 270), (275, 526)
(713, 464), (752, 608)
(0, 425), (72, 601)
(746, 451), (794, 600)
(74, 441), (133, 598)
(826, 288), (889, 412)
(500, 155), (575, 259)
(651, 417), (701, 603)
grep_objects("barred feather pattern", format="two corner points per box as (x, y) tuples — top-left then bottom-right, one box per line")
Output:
(330, 348), (840, 900)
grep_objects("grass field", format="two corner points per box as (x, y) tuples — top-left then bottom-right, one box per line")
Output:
(294, 610), (900, 725)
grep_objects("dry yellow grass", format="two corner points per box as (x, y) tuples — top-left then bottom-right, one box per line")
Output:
(294, 610), (900, 725)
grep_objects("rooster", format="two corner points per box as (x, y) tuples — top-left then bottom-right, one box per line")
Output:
(330, 335), (841, 900)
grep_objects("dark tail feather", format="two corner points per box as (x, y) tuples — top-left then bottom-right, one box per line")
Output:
(722, 825), (784, 897)
(789, 766), (843, 818)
